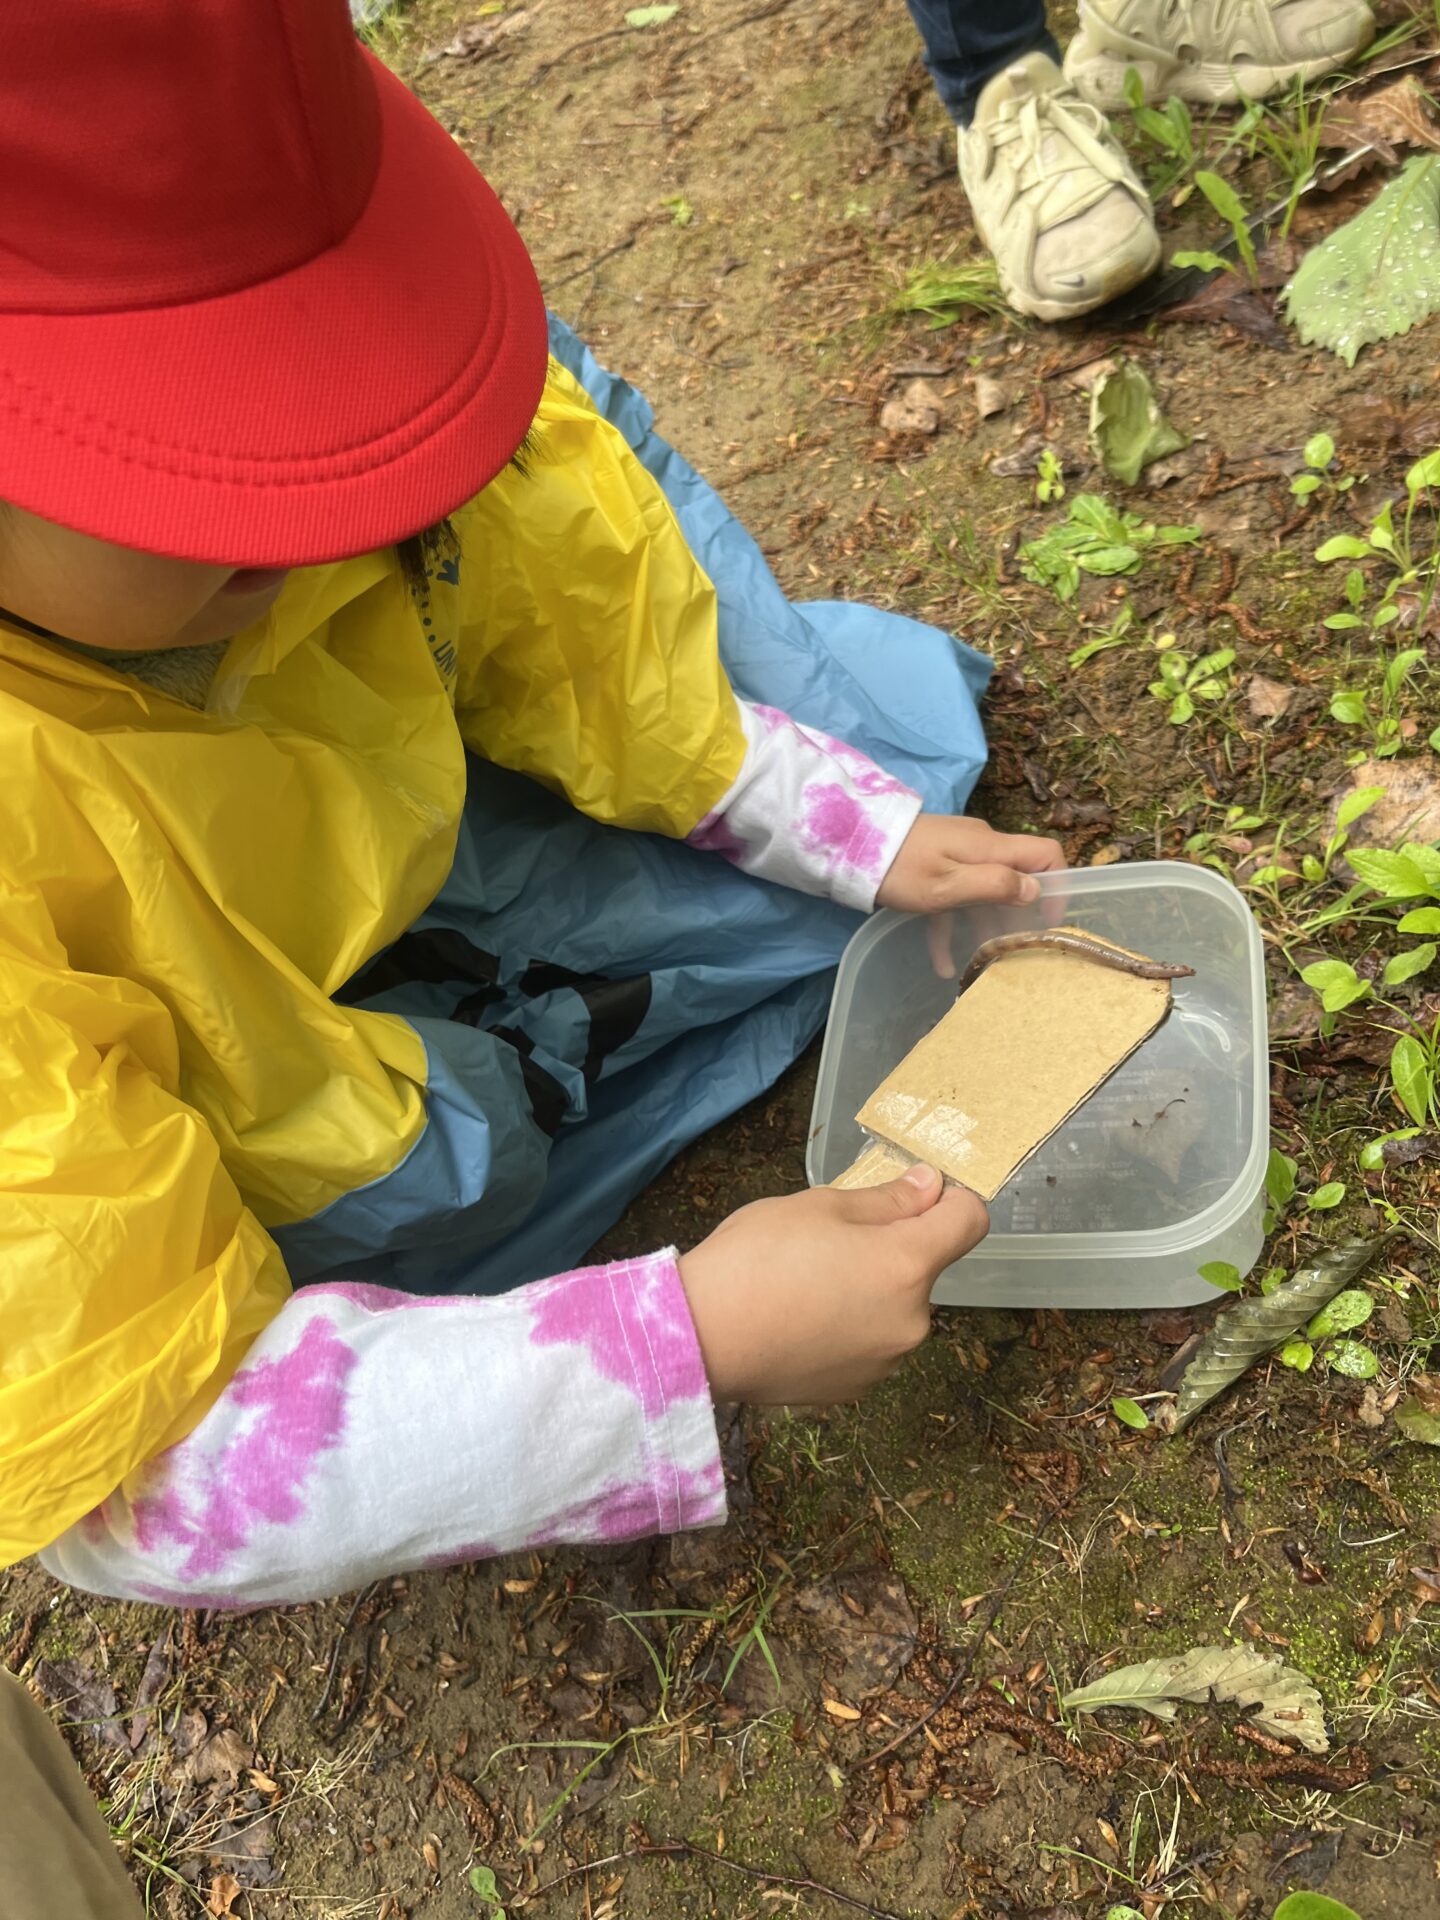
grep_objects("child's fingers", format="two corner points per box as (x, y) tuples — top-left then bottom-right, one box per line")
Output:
(926, 910), (956, 979)
(987, 830), (1065, 872)
(934, 862), (1043, 908)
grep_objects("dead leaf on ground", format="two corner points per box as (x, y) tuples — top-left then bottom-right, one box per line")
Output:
(210, 1810), (278, 1890)
(1329, 758), (1440, 870)
(1063, 354), (1117, 393)
(880, 378), (941, 435)
(990, 428), (1046, 477)
(1164, 273), (1289, 348)
(1063, 1643), (1328, 1752)
(1334, 395), (1440, 460)
(794, 1566), (918, 1696)
(972, 373), (1011, 419)
(1246, 673), (1295, 720)
(1319, 75), (1440, 164)
(31, 1659), (127, 1750)
(207, 1873), (242, 1917)
(186, 1726), (252, 1789)
(425, 7), (532, 63)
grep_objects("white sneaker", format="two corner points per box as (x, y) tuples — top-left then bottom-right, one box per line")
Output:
(959, 52), (1161, 322)
(1065, 0), (1375, 110)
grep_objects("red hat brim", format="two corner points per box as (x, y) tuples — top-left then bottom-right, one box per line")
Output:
(0, 50), (548, 567)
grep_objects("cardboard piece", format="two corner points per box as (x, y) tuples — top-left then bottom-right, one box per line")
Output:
(838, 930), (1178, 1200)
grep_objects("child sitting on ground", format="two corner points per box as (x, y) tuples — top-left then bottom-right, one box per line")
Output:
(0, 0), (1061, 1608)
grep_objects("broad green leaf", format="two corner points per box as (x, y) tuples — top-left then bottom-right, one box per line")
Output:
(1369, 501), (1397, 553)
(1302, 855), (1326, 883)
(1323, 610), (1363, 627)
(1088, 360), (1189, 486)
(1400, 840), (1440, 888)
(1169, 690), (1194, 725)
(1394, 1398), (1440, 1445)
(1281, 1337), (1315, 1371)
(1336, 785), (1385, 831)
(1171, 248), (1232, 274)
(1274, 1894), (1365, 1920)
(1398, 908), (1440, 933)
(1122, 65), (1146, 110)
(1303, 432), (1335, 470)
(1307, 1289), (1373, 1337)
(1199, 1260), (1243, 1292)
(1112, 1397), (1151, 1429)
(1194, 168), (1248, 228)
(1329, 691), (1367, 724)
(625, 4), (678, 23)
(469, 1863), (507, 1915)
(1346, 846), (1431, 898)
(1062, 1643), (1327, 1751)
(1260, 1266), (1287, 1295)
(1266, 1148), (1297, 1210)
(1344, 567), (1366, 606)
(1192, 647), (1236, 678)
(1306, 1181), (1346, 1210)
(1406, 448), (1440, 494)
(1391, 1034), (1433, 1125)
(1372, 599), (1402, 628)
(1383, 942), (1437, 985)
(1300, 958), (1371, 1012)
(1327, 1338), (1379, 1379)
(1107, 1908), (1147, 1920)
(1281, 155), (1440, 365)
(1383, 646), (1426, 695)
(1314, 535), (1374, 562)
(1291, 473), (1322, 498)
(1359, 1127), (1420, 1169)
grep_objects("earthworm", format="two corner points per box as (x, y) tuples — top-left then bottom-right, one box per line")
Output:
(956, 928), (1195, 994)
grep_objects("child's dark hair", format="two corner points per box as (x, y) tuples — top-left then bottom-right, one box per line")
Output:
(394, 429), (536, 600)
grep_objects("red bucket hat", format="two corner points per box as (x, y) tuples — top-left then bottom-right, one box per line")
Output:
(0, 0), (548, 567)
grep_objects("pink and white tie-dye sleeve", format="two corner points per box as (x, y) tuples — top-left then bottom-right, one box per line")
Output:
(687, 701), (922, 913)
(38, 1253), (724, 1608)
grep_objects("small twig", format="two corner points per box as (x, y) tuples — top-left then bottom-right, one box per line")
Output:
(545, 234), (638, 295)
(312, 1582), (378, 1724)
(530, 26), (631, 86)
(528, 1837), (906, 1920)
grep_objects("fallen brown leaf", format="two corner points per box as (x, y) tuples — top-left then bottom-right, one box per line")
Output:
(1320, 76), (1440, 162)
(207, 1874), (242, 1917)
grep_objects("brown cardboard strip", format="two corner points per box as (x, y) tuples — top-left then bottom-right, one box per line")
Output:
(837, 930), (1177, 1200)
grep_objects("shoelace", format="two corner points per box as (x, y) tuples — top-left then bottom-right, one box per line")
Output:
(989, 87), (1130, 221)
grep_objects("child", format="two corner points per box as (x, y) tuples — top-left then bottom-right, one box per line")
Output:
(0, 0), (1062, 1610)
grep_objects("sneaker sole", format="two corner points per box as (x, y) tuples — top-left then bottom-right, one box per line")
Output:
(1064, 24), (1375, 110)
(994, 225), (1163, 322)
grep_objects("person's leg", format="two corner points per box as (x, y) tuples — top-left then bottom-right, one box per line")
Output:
(901, 0), (1060, 126)
(0, 1671), (146, 1920)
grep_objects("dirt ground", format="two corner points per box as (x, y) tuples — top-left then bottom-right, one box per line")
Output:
(7, 2), (1440, 1916)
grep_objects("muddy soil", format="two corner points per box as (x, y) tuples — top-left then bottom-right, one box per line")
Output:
(6, 3), (1440, 1917)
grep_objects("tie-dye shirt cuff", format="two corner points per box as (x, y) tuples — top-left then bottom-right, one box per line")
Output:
(38, 1250), (726, 1609)
(686, 700), (922, 914)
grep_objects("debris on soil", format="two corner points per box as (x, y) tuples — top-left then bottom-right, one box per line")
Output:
(1246, 673), (1296, 719)
(880, 377), (941, 435)
(971, 372), (1010, 419)
(1283, 154), (1440, 364)
(1330, 756), (1440, 866)
(794, 1566), (918, 1696)
(1062, 1642), (1329, 1752)
(1168, 1232), (1401, 1432)
(1088, 360), (1189, 487)
(1319, 73), (1440, 167)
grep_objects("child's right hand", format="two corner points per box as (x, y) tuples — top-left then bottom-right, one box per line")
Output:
(677, 1166), (988, 1405)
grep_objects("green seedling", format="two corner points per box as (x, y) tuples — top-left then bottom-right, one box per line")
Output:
(1172, 169), (1260, 290)
(1289, 431), (1354, 504)
(1018, 494), (1199, 602)
(1035, 447), (1065, 504)
(1147, 639), (1235, 725)
(661, 192), (694, 227)
(1068, 601), (1142, 667)
(1280, 1284), (1377, 1379)
(1122, 65), (1195, 200)
(1242, 79), (1329, 241)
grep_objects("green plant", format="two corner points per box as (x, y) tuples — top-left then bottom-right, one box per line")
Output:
(1172, 169), (1260, 290)
(1122, 66), (1195, 199)
(1018, 494), (1199, 601)
(1273, 1892), (1365, 1920)
(1318, 448), (1440, 642)
(1068, 600), (1143, 667)
(1243, 80), (1329, 241)
(1147, 638), (1235, 724)
(1279, 1282), (1378, 1378)
(885, 255), (1009, 329)
(1035, 447), (1065, 504)
(661, 192), (694, 227)
(469, 1864), (507, 1917)
(1328, 644), (1429, 758)
(1289, 430), (1354, 506)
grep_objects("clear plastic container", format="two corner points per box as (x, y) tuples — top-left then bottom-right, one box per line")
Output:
(807, 861), (1268, 1308)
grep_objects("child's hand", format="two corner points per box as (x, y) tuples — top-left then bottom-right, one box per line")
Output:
(877, 815), (1065, 916)
(677, 1166), (987, 1405)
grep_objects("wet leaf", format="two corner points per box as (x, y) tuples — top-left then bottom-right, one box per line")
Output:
(1326, 1339), (1379, 1379)
(1281, 1338), (1315, 1371)
(1063, 1642), (1328, 1751)
(1306, 1289), (1373, 1337)
(1395, 1399), (1440, 1444)
(1282, 155), (1440, 366)
(1319, 76), (1440, 162)
(1088, 361), (1189, 485)
(1111, 1397), (1150, 1429)
(1170, 1233), (1399, 1432)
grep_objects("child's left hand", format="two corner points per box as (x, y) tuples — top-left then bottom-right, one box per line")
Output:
(878, 815), (1065, 917)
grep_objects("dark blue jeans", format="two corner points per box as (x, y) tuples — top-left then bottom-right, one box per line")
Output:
(903, 0), (1061, 125)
